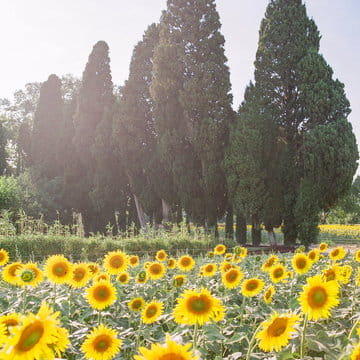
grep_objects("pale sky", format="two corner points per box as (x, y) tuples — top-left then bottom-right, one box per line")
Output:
(1, 0), (359, 173)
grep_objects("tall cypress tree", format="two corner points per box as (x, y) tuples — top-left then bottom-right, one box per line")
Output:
(31, 74), (63, 179)
(252, 0), (358, 245)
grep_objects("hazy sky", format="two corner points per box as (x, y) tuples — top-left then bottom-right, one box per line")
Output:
(1, 0), (359, 172)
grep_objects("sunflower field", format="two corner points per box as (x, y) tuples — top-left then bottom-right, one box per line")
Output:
(0, 243), (359, 360)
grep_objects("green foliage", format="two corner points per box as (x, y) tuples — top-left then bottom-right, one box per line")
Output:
(0, 176), (19, 211)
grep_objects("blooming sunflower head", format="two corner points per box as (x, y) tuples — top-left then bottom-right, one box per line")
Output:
(355, 250), (360, 263)
(308, 249), (320, 263)
(319, 242), (328, 252)
(173, 274), (187, 287)
(222, 268), (244, 289)
(241, 278), (265, 297)
(2, 262), (24, 285)
(129, 255), (140, 267)
(214, 244), (226, 255)
(256, 312), (300, 352)
(263, 286), (275, 304)
(134, 334), (198, 360)
(0, 312), (21, 335)
(147, 262), (166, 280)
(85, 280), (117, 310)
(351, 343), (360, 360)
(141, 301), (164, 324)
(116, 272), (130, 284)
(177, 255), (195, 272)
(93, 272), (111, 283)
(329, 246), (346, 261)
(155, 250), (167, 262)
(173, 288), (225, 326)
(200, 263), (217, 277)
(81, 324), (122, 360)
(128, 297), (145, 312)
(207, 251), (215, 258)
(219, 262), (237, 274)
(70, 263), (91, 288)
(261, 255), (279, 272)
(103, 250), (129, 275)
(291, 253), (311, 275)
(269, 264), (287, 283)
(298, 274), (340, 320)
(167, 258), (177, 269)
(0, 249), (9, 266)
(87, 262), (100, 276)
(44, 255), (73, 284)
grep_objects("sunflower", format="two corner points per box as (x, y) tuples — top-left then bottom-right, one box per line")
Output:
(214, 244), (226, 255)
(116, 272), (130, 284)
(87, 262), (100, 276)
(177, 255), (195, 272)
(292, 253), (311, 275)
(207, 251), (215, 258)
(222, 268), (243, 289)
(224, 253), (233, 262)
(147, 262), (166, 280)
(70, 263), (91, 288)
(134, 334), (197, 360)
(0, 249), (9, 266)
(269, 264), (287, 283)
(219, 262), (237, 274)
(44, 255), (73, 284)
(241, 278), (265, 297)
(231, 254), (243, 264)
(81, 324), (121, 360)
(136, 271), (148, 284)
(256, 312), (300, 352)
(357, 268), (360, 286)
(200, 263), (217, 277)
(94, 272), (111, 283)
(329, 246), (346, 261)
(85, 280), (117, 310)
(322, 264), (343, 282)
(16, 263), (44, 287)
(234, 246), (248, 258)
(298, 274), (340, 320)
(308, 249), (320, 263)
(2, 262), (23, 285)
(155, 250), (168, 262)
(261, 255), (279, 272)
(0, 303), (67, 360)
(355, 250), (360, 263)
(103, 250), (129, 275)
(129, 255), (140, 267)
(52, 326), (70, 358)
(141, 301), (164, 324)
(339, 265), (352, 284)
(319, 242), (328, 252)
(167, 258), (177, 269)
(173, 288), (225, 325)
(263, 286), (275, 304)
(143, 261), (151, 269)
(128, 297), (145, 312)
(0, 313), (20, 335)
(173, 275), (187, 287)
(351, 344), (360, 360)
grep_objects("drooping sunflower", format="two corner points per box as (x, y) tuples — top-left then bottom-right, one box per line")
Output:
(241, 278), (265, 297)
(94, 272), (111, 283)
(155, 250), (168, 262)
(263, 286), (275, 304)
(44, 255), (73, 284)
(222, 268), (244, 289)
(256, 312), (300, 352)
(129, 255), (140, 267)
(128, 297), (145, 312)
(147, 262), (166, 280)
(355, 250), (360, 263)
(134, 334), (198, 360)
(81, 324), (121, 360)
(141, 301), (164, 324)
(103, 250), (129, 275)
(173, 274), (187, 288)
(2, 262), (23, 285)
(269, 264), (287, 283)
(261, 255), (279, 272)
(0, 313), (21, 335)
(214, 244), (226, 255)
(329, 246), (346, 261)
(0, 248), (9, 266)
(167, 258), (177, 269)
(308, 249), (320, 263)
(291, 253), (311, 275)
(87, 262), (100, 276)
(319, 242), (328, 252)
(116, 272), (130, 284)
(200, 263), (217, 277)
(0, 302), (68, 360)
(298, 274), (340, 320)
(85, 280), (117, 310)
(177, 255), (195, 272)
(173, 288), (225, 325)
(69, 263), (91, 288)
(351, 344), (360, 360)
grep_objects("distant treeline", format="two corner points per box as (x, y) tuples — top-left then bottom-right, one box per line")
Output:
(0, 0), (358, 246)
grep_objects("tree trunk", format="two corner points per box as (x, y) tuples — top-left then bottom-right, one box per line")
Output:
(225, 205), (234, 240)
(235, 213), (247, 244)
(267, 229), (276, 246)
(162, 199), (172, 224)
(133, 194), (148, 229)
(251, 215), (262, 246)
(214, 222), (219, 239)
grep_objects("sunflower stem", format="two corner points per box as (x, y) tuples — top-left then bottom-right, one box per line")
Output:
(193, 322), (199, 350)
(348, 317), (360, 341)
(22, 286), (27, 313)
(245, 322), (262, 360)
(98, 310), (102, 325)
(300, 313), (309, 358)
(53, 283), (57, 309)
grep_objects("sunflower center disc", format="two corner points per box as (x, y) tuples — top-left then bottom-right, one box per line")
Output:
(296, 259), (306, 269)
(312, 289), (326, 306)
(54, 264), (66, 275)
(159, 353), (186, 360)
(146, 307), (157, 317)
(17, 322), (44, 351)
(190, 298), (206, 312)
(274, 269), (283, 278)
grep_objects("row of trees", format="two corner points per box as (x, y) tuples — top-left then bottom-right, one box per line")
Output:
(0, 0), (358, 245)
